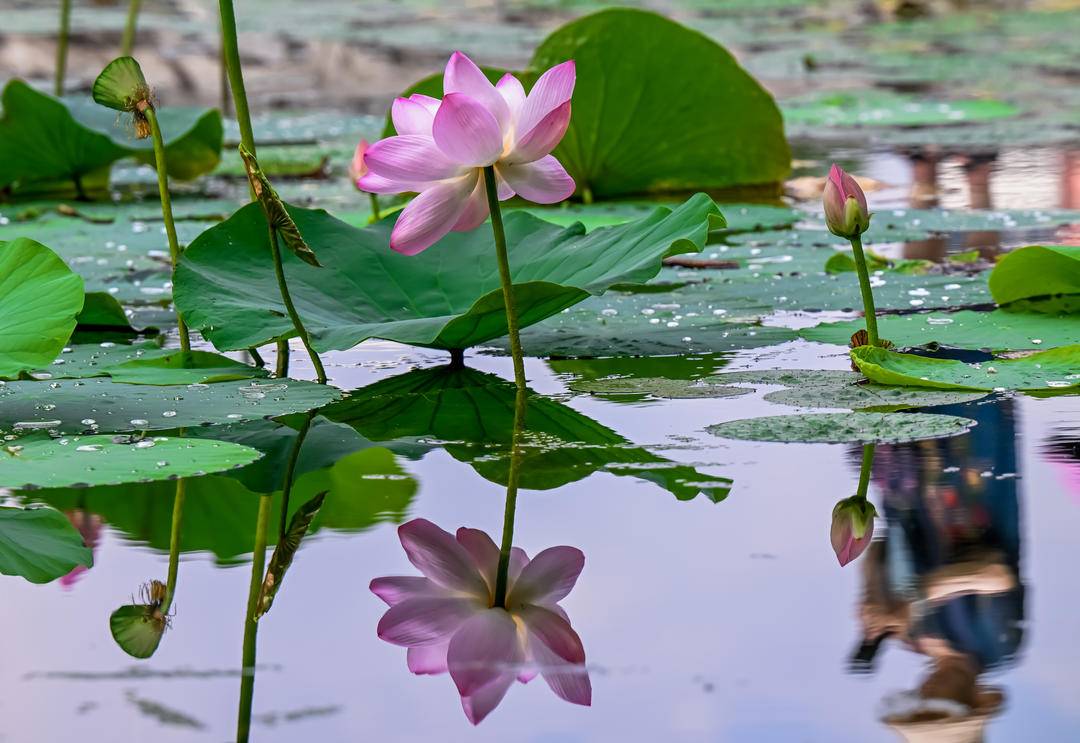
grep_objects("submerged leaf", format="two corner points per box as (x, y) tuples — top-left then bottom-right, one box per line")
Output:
(257, 491), (327, 619)
(708, 412), (976, 444)
(0, 505), (92, 583)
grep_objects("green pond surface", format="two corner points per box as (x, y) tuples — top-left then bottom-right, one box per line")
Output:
(2, 1), (1080, 742)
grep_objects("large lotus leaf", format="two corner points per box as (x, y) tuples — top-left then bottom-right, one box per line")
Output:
(530, 8), (790, 197)
(0, 506), (92, 583)
(851, 345), (1080, 392)
(781, 91), (1020, 128)
(26, 446), (416, 564)
(712, 369), (988, 410)
(516, 202), (798, 233)
(0, 238), (84, 378)
(988, 245), (1080, 304)
(32, 341), (265, 384)
(708, 412), (976, 444)
(0, 80), (223, 194)
(801, 304), (1080, 352)
(0, 378), (340, 435)
(322, 366), (732, 501)
(174, 195), (722, 353)
(34, 340), (168, 379)
(0, 433), (261, 489)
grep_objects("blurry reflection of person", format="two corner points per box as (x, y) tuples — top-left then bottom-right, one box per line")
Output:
(849, 399), (1024, 742)
(1059, 150), (1080, 243)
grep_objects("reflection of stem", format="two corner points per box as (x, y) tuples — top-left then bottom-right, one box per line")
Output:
(849, 234), (879, 347)
(236, 493), (271, 743)
(369, 193), (381, 221)
(278, 411), (315, 539)
(482, 166), (526, 392)
(492, 384), (527, 608)
(856, 443), (876, 500)
(55, 0), (71, 97)
(143, 105), (191, 352)
(161, 478), (185, 613)
(121, 0), (142, 56)
(268, 228), (326, 383)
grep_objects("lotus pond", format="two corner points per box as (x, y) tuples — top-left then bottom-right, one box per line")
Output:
(1, 0), (1079, 741)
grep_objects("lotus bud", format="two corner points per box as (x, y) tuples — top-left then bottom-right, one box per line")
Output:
(823, 164), (871, 238)
(830, 495), (877, 566)
(92, 56), (153, 138)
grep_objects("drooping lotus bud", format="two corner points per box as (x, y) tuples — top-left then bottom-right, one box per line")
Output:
(830, 495), (877, 566)
(349, 139), (369, 188)
(92, 55), (153, 138)
(823, 164), (871, 238)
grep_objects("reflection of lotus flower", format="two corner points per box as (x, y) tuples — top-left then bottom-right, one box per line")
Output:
(371, 518), (591, 724)
(349, 139), (369, 188)
(823, 164), (871, 239)
(830, 496), (877, 566)
(60, 510), (102, 589)
(359, 51), (576, 254)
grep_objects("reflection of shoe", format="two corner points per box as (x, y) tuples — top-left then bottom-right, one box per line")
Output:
(882, 686), (1005, 743)
(923, 561), (1016, 603)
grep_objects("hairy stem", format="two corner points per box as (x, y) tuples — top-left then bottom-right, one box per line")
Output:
(492, 385), (527, 608)
(482, 166), (526, 391)
(236, 493), (272, 743)
(55, 0), (72, 97)
(121, 0), (142, 56)
(269, 228), (326, 383)
(144, 105), (190, 352)
(849, 234), (880, 347)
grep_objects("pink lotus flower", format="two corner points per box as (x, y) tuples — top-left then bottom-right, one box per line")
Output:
(830, 495), (877, 566)
(371, 518), (591, 724)
(823, 164), (871, 238)
(358, 51), (576, 255)
(349, 138), (370, 188)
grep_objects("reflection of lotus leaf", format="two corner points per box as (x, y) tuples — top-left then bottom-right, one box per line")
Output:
(322, 366), (732, 501)
(0, 506), (93, 583)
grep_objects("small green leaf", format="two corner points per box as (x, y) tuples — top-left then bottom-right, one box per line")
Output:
(105, 350), (267, 385)
(92, 56), (150, 113)
(238, 144), (321, 267)
(0, 505), (92, 583)
(708, 412), (976, 444)
(851, 344), (1080, 392)
(257, 491), (326, 619)
(0, 238), (84, 379)
(110, 601), (167, 659)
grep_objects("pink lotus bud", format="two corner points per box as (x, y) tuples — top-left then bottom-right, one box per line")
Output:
(823, 164), (870, 238)
(830, 495), (877, 566)
(349, 139), (370, 188)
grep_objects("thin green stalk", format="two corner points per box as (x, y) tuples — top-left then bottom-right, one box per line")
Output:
(849, 233), (880, 347)
(236, 493), (272, 743)
(369, 193), (381, 221)
(121, 0), (142, 56)
(275, 339), (291, 377)
(55, 0), (72, 97)
(218, 0), (255, 157)
(143, 105), (191, 352)
(161, 478), (186, 613)
(856, 443), (876, 500)
(278, 411), (315, 539)
(268, 228), (326, 383)
(492, 384), (527, 608)
(482, 166), (526, 391)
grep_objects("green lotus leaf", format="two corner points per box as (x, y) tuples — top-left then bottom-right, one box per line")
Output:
(570, 376), (752, 400)
(104, 350), (267, 385)
(0, 80), (222, 195)
(988, 245), (1080, 304)
(0, 433), (261, 489)
(173, 194), (722, 354)
(91, 56), (150, 113)
(851, 345), (1080, 392)
(782, 91), (1020, 128)
(0, 378), (340, 435)
(77, 292), (139, 331)
(322, 366), (733, 501)
(0, 238), (84, 379)
(708, 412), (976, 444)
(0, 505), (93, 583)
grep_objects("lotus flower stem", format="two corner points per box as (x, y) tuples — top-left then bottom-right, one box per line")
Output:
(492, 385), (527, 608)
(277, 411), (315, 539)
(268, 228), (326, 383)
(857, 442), (875, 499)
(369, 193), (381, 221)
(162, 477), (186, 613)
(143, 105), (191, 352)
(236, 493), (272, 743)
(121, 0), (142, 56)
(482, 166), (527, 391)
(54, 0), (72, 97)
(848, 234), (880, 347)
